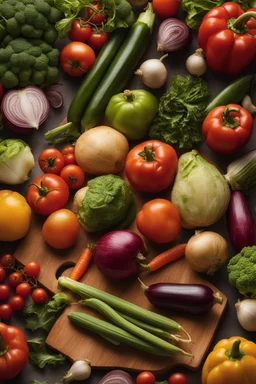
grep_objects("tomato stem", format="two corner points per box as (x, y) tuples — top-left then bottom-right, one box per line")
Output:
(138, 146), (156, 161)
(228, 12), (256, 33)
(222, 107), (240, 128)
(123, 89), (135, 102)
(0, 333), (8, 355)
(30, 181), (58, 197)
(41, 156), (57, 168)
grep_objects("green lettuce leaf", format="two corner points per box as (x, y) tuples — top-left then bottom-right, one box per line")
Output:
(27, 338), (66, 369)
(149, 75), (210, 148)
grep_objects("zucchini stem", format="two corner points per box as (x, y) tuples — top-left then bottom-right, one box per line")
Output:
(44, 122), (80, 144)
(137, 3), (155, 33)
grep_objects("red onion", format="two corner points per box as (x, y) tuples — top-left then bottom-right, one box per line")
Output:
(157, 18), (192, 52)
(45, 85), (64, 109)
(93, 230), (147, 280)
(1, 86), (50, 134)
(227, 191), (256, 251)
(98, 370), (134, 384)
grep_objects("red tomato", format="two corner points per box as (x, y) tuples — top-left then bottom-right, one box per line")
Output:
(168, 373), (188, 384)
(125, 140), (178, 193)
(60, 42), (96, 77)
(0, 254), (15, 270)
(0, 83), (3, 102)
(60, 164), (85, 189)
(0, 266), (6, 283)
(87, 29), (108, 50)
(16, 282), (31, 298)
(27, 173), (70, 216)
(0, 304), (12, 321)
(24, 261), (41, 278)
(8, 272), (23, 288)
(32, 288), (48, 304)
(68, 19), (92, 42)
(62, 145), (76, 165)
(42, 209), (80, 249)
(0, 284), (11, 301)
(38, 148), (65, 175)
(136, 198), (181, 244)
(86, 2), (106, 25)
(136, 371), (156, 384)
(152, 0), (181, 19)
(10, 295), (25, 311)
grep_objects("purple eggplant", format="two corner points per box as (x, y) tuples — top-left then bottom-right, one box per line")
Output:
(139, 280), (223, 315)
(227, 191), (256, 252)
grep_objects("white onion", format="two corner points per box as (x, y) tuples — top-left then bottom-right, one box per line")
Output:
(235, 299), (256, 331)
(135, 54), (168, 88)
(186, 48), (207, 76)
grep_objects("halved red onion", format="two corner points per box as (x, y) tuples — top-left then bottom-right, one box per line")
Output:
(157, 18), (192, 52)
(1, 86), (50, 134)
(98, 370), (134, 384)
(45, 85), (64, 109)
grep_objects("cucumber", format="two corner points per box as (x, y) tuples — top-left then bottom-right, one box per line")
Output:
(81, 4), (155, 131)
(67, 29), (128, 129)
(205, 74), (256, 114)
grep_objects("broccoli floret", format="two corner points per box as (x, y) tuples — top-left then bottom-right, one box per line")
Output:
(44, 65), (58, 85)
(34, 53), (49, 70)
(43, 27), (58, 44)
(23, 0), (34, 4)
(31, 69), (46, 85)
(47, 7), (63, 24)
(6, 17), (20, 37)
(40, 41), (52, 54)
(46, 48), (59, 67)
(10, 52), (20, 67)
(115, 0), (132, 19)
(19, 52), (36, 69)
(0, 64), (7, 78)
(0, 3), (15, 18)
(33, 13), (48, 30)
(0, 45), (14, 61)
(3, 34), (13, 46)
(1, 71), (19, 88)
(27, 46), (42, 57)
(14, 2), (25, 11)
(24, 6), (38, 24)
(15, 11), (26, 24)
(124, 10), (134, 26)
(9, 37), (32, 52)
(227, 246), (256, 298)
(20, 24), (35, 37)
(34, 0), (50, 16)
(18, 69), (32, 82)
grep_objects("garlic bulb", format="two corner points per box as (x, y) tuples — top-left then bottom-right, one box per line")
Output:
(63, 359), (92, 382)
(235, 299), (256, 331)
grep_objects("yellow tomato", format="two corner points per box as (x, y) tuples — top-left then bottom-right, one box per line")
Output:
(0, 190), (31, 241)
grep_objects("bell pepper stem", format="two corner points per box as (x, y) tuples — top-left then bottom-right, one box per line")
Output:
(0, 333), (8, 355)
(222, 107), (240, 128)
(226, 339), (246, 361)
(228, 12), (256, 33)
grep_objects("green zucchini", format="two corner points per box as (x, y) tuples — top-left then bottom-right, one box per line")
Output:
(81, 4), (155, 131)
(205, 74), (256, 114)
(67, 29), (128, 129)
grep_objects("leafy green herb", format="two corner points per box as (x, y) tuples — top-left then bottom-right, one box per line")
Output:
(27, 338), (66, 368)
(24, 292), (71, 332)
(149, 75), (210, 148)
(54, 0), (134, 38)
(181, 0), (250, 30)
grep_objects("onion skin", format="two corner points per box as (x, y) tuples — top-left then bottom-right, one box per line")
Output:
(157, 18), (192, 52)
(94, 230), (147, 279)
(142, 282), (223, 315)
(98, 370), (134, 384)
(227, 191), (255, 252)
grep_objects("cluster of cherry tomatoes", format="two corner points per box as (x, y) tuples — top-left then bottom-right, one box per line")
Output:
(60, 2), (108, 77)
(0, 254), (47, 321)
(136, 371), (188, 384)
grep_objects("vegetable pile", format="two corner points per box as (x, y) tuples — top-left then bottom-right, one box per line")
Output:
(1, 0), (256, 383)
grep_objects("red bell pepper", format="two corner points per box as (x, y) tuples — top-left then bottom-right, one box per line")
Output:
(202, 104), (253, 155)
(0, 322), (29, 380)
(198, 2), (256, 75)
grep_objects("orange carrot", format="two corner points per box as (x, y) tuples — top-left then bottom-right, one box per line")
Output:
(140, 243), (187, 272)
(70, 243), (94, 281)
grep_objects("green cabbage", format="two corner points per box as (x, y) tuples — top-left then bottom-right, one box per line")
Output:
(0, 138), (35, 185)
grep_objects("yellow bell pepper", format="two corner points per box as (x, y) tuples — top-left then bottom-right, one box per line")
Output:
(202, 336), (256, 384)
(0, 190), (31, 241)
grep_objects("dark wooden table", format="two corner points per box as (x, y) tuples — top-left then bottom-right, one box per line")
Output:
(1, 14), (256, 384)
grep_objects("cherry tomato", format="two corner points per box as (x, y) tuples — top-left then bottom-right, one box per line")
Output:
(24, 261), (41, 278)
(16, 282), (31, 298)
(0, 284), (11, 301)
(136, 371), (156, 384)
(152, 0), (181, 20)
(32, 288), (48, 304)
(27, 173), (70, 216)
(168, 373), (188, 384)
(60, 164), (85, 190)
(0, 254), (15, 270)
(8, 272), (23, 288)
(38, 148), (65, 175)
(64, 153), (76, 165)
(0, 304), (12, 321)
(136, 198), (181, 244)
(87, 29), (108, 51)
(10, 295), (25, 311)
(86, 2), (106, 25)
(68, 19), (92, 42)
(60, 42), (96, 77)
(42, 209), (80, 249)
(0, 266), (6, 283)
(62, 144), (76, 165)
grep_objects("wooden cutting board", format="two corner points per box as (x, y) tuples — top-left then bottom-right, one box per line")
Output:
(14, 117), (227, 372)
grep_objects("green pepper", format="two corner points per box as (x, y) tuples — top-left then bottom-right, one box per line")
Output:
(105, 89), (158, 140)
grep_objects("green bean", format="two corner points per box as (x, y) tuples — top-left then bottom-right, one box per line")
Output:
(83, 298), (193, 357)
(68, 312), (171, 357)
(58, 276), (190, 342)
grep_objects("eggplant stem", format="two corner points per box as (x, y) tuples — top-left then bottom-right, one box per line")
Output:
(213, 292), (223, 305)
(138, 278), (149, 292)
